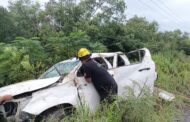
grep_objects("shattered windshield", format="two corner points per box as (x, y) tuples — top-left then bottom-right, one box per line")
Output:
(40, 60), (79, 79)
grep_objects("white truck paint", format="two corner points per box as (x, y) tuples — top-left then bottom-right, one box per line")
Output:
(23, 82), (79, 115)
(0, 77), (60, 96)
(0, 48), (158, 122)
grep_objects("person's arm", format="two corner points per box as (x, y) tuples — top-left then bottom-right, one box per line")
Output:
(84, 73), (92, 83)
(83, 64), (92, 83)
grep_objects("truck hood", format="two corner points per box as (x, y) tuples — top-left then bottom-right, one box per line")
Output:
(0, 77), (60, 96)
(23, 82), (79, 115)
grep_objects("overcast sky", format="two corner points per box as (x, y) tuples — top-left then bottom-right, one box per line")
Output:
(1, 0), (189, 33)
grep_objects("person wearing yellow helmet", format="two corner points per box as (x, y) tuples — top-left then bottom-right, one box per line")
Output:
(77, 48), (91, 62)
(77, 48), (118, 103)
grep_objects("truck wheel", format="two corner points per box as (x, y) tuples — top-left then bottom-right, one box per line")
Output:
(35, 104), (74, 122)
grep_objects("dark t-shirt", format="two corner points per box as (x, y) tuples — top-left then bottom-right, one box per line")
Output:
(81, 59), (118, 96)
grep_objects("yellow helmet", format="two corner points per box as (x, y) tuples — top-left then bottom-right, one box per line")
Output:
(77, 48), (91, 58)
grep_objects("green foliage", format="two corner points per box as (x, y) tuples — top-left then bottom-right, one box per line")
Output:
(0, 32), (106, 85)
(0, 0), (190, 121)
(156, 30), (184, 52)
(0, 0), (189, 96)
(0, 0), (189, 94)
(123, 16), (158, 51)
(0, 37), (48, 86)
(44, 31), (106, 63)
(99, 22), (126, 51)
(0, 6), (15, 42)
(45, 0), (81, 34)
(153, 51), (190, 96)
(79, 0), (126, 22)
(178, 39), (190, 55)
(44, 0), (126, 35)
(8, 0), (43, 37)
(13, 37), (48, 78)
(0, 45), (33, 86)
(1, 0), (189, 54)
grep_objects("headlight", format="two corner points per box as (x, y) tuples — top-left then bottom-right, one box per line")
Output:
(19, 111), (35, 121)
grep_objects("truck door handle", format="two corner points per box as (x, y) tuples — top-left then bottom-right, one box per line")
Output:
(139, 68), (150, 72)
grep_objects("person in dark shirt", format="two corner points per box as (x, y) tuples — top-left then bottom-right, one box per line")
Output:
(77, 48), (118, 102)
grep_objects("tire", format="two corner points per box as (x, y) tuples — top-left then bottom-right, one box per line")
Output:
(35, 104), (74, 122)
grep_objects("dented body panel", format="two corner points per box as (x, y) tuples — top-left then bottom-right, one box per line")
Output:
(0, 48), (157, 121)
(0, 77), (60, 96)
(23, 82), (79, 115)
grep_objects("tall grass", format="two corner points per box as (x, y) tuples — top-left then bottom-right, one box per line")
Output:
(153, 51), (190, 96)
(45, 88), (180, 122)
(61, 92), (179, 122)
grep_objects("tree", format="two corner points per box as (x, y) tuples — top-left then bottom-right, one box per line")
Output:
(8, 0), (43, 37)
(44, 0), (126, 34)
(99, 22), (126, 51)
(157, 29), (187, 52)
(79, 0), (126, 22)
(0, 37), (48, 86)
(123, 16), (158, 52)
(0, 44), (31, 86)
(44, 31), (106, 63)
(12, 37), (48, 78)
(0, 6), (15, 42)
(45, 0), (84, 34)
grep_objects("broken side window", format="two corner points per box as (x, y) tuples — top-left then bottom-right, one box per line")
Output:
(105, 56), (114, 67)
(93, 57), (108, 69)
(127, 50), (145, 64)
(117, 55), (125, 67)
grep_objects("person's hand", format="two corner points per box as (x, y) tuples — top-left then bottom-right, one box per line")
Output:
(85, 77), (92, 83)
(0, 94), (13, 103)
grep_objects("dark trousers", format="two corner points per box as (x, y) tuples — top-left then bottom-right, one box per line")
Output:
(99, 84), (118, 103)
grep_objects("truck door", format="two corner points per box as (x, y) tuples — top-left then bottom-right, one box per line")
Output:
(75, 57), (111, 112)
(112, 49), (157, 97)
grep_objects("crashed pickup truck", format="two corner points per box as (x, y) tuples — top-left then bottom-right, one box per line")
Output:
(0, 48), (157, 122)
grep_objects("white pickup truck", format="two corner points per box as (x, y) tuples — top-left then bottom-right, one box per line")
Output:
(0, 48), (157, 122)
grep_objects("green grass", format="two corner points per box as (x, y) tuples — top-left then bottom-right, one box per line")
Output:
(46, 93), (180, 122)
(153, 51), (190, 96)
